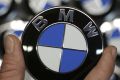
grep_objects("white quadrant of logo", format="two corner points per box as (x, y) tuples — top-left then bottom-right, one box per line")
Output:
(63, 24), (87, 51)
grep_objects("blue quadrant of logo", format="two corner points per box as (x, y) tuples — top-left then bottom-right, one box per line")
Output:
(102, 0), (111, 5)
(44, 3), (54, 10)
(80, 0), (111, 6)
(60, 49), (87, 73)
(0, 3), (6, 9)
(14, 31), (23, 37)
(111, 29), (120, 38)
(38, 23), (65, 47)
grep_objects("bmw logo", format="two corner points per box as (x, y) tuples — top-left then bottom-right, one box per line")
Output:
(28, 0), (61, 14)
(80, 0), (113, 16)
(22, 7), (103, 79)
(0, 0), (13, 17)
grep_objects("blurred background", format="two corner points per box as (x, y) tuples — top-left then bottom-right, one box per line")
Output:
(0, 0), (120, 80)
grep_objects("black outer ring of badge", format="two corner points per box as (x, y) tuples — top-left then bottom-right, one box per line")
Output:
(22, 7), (103, 80)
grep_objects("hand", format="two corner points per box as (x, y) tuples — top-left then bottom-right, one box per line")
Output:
(0, 35), (117, 80)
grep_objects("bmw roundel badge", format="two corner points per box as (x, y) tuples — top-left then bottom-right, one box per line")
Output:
(22, 7), (103, 80)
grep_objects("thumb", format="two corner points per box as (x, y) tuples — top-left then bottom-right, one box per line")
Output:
(85, 46), (117, 80)
(0, 35), (25, 80)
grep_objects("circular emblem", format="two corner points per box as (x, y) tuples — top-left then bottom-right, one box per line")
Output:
(28, 0), (61, 14)
(0, 0), (13, 17)
(80, 0), (113, 16)
(22, 7), (103, 79)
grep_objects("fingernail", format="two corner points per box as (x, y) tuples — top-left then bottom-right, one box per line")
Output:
(4, 35), (14, 54)
(111, 47), (117, 58)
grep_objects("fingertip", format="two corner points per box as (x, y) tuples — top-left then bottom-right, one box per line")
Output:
(0, 35), (25, 80)
(7, 35), (21, 44)
(110, 46), (117, 58)
(103, 46), (117, 60)
(85, 46), (117, 80)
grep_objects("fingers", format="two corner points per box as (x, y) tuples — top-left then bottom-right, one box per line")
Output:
(0, 35), (25, 80)
(0, 35), (117, 80)
(85, 46), (117, 80)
